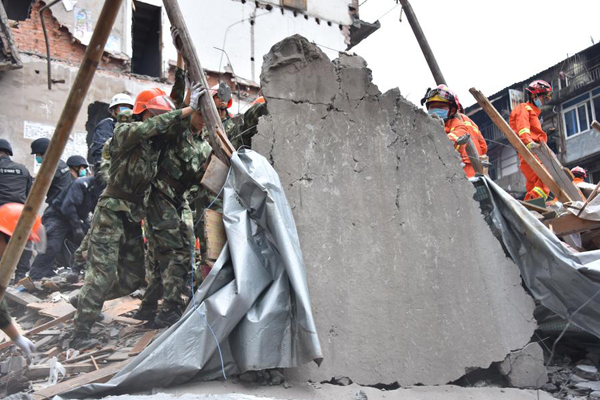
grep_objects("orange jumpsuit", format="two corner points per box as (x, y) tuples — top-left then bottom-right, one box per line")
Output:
(445, 115), (487, 178)
(509, 102), (549, 201)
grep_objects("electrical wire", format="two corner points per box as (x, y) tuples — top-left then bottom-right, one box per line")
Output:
(375, 4), (400, 21)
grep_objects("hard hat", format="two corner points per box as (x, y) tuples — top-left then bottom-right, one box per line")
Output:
(66, 155), (89, 168)
(144, 95), (176, 116)
(421, 84), (461, 110)
(0, 203), (44, 242)
(571, 166), (587, 179)
(526, 80), (552, 98)
(132, 88), (168, 115)
(109, 93), (134, 110)
(0, 139), (13, 156)
(252, 96), (265, 105)
(31, 138), (50, 155)
(209, 82), (233, 108)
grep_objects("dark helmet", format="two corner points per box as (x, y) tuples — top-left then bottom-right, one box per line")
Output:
(31, 138), (50, 155)
(0, 139), (13, 156)
(66, 155), (89, 168)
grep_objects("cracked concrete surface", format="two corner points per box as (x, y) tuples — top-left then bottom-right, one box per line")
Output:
(253, 35), (537, 387)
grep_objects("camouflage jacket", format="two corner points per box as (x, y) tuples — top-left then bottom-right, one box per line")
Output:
(99, 109), (190, 222)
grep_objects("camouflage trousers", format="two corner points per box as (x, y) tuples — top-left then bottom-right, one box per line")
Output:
(71, 231), (90, 273)
(140, 188), (194, 313)
(74, 206), (145, 333)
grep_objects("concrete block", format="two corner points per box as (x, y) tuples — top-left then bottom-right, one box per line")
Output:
(254, 35), (537, 387)
(499, 342), (547, 388)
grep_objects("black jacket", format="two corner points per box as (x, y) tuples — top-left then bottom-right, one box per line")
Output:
(46, 160), (74, 205)
(89, 117), (115, 166)
(0, 155), (32, 206)
(58, 176), (101, 230)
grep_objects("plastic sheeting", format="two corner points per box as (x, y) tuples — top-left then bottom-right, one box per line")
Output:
(476, 176), (600, 338)
(55, 149), (323, 399)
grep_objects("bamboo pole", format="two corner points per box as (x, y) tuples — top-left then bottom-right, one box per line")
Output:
(162, 0), (235, 164)
(0, 0), (124, 301)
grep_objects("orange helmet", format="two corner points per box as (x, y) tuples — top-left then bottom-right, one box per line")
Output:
(132, 88), (167, 115)
(144, 95), (176, 116)
(252, 96), (265, 105)
(0, 203), (43, 242)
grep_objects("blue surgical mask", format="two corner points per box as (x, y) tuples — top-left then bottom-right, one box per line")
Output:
(428, 108), (449, 120)
(118, 106), (131, 113)
(533, 98), (542, 108)
(79, 169), (87, 177)
(35, 155), (43, 164)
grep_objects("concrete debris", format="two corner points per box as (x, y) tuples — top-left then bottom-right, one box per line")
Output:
(499, 342), (548, 389)
(254, 34), (537, 387)
(576, 365), (599, 381)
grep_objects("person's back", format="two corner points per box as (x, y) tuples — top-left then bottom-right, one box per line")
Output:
(0, 149), (31, 206)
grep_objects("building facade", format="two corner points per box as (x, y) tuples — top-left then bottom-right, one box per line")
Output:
(465, 42), (600, 197)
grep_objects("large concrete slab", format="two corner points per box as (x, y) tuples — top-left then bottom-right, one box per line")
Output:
(253, 35), (537, 386)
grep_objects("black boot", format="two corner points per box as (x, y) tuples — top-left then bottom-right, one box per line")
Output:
(70, 332), (97, 350)
(154, 307), (183, 328)
(131, 305), (157, 321)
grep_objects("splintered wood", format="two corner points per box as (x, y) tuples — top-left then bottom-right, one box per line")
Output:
(204, 209), (227, 261)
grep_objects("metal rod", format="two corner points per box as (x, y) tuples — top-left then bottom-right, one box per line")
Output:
(398, 0), (446, 85)
(0, 0), (124, 301)
(40, 0), (63, 91)
(163, 0), (235, 164)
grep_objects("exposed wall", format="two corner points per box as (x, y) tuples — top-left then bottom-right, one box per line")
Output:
(254, 35), (537, 386)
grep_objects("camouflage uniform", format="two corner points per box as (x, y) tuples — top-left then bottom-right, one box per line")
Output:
(140, 68), (212, 314)
(74, 109), (189, 334)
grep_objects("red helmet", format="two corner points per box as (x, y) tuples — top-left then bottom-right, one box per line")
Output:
(144, 95), (175, 116)
(252, 96), (265, 105)
(133, 88), (167, 115)
(571, 166), (587, 179)
(421, 84), (461, 111)
(0, 203), (43, 242)
(526, 80), (552, 98)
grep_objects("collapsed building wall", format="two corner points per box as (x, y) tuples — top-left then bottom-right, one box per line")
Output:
(253, 35), (538, 386)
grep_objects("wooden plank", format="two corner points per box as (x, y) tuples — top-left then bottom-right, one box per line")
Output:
(545, 213), (600, 236)
(0, 311), (74, 351)
(63, 347), (115, 364)
(531, 142), (585, 201)
(200, 155), (229, 196)
(469, 87), (571, 203)
(26, 363), (96, 380)
(204, 209), (226, 261)
(4, 287), (41, 306)
(38, 301), (76, 319)
(31, 360), (130, 400)
(518, 200), (549, 214)
(101, 296), (141, 323)
(113, 316), (144, 326)
(129, 330), (156, 357)
(90, 355), (99, 371)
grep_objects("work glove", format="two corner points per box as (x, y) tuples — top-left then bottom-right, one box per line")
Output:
(526, 141), (541, 150)
(73, 227), (85, 244)
(189, 83), (206, 112)
(13, 335), (35, 361)
(455, 134), (470, 146)
(170, 26), (183, 52)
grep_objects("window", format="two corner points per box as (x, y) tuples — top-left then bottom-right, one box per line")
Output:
(562, 88), (600, 138)
(2, 0), (34, 21)
(131, 2), (161, 78)
(499, 146), (518, 178)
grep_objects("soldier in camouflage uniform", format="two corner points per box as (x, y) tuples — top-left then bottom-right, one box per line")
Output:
(70, 85), (205, 348)
(194, 85), (268, 276)
(132, 67), (212, 327)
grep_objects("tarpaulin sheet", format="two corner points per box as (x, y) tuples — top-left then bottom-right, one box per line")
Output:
(55, 149), (323, 399)
(477, 176), (600, 338)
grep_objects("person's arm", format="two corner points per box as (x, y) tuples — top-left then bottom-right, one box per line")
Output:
(170, 53), (187, 109)
(513, 105), (533, 145)
(25, 169), (32, 198)
(61, 182), (84, 231)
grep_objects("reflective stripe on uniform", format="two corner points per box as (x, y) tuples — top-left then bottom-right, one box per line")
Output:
(532, 187), (548, 200)
(447, 133), (459, 141)
(518, 128), (531, 136)
(525, 105), (533, 112)
(463, 121), (481, 134)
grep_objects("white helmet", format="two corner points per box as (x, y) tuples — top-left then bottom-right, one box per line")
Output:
(109, 93), (134, 110)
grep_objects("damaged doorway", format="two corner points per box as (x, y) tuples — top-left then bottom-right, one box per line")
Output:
(132, 1), (161, 78)
(85, 101), (111, 161)
(1, 0), (34, 21)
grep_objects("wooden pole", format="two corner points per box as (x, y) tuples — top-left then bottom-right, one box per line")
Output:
(469, 87), (571, 203)
(577, 181), (600, 217)
(0, 0), (123, 301)
(162, 0), (235, 164)
(398, 0), (446, 86)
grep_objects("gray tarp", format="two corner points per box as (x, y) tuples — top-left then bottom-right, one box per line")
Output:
(478, 176), (600, 337)
(55, 149), (323, 399)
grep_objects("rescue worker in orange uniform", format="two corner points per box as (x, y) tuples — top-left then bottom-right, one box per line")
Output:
(422, 85), (486, 177)
(509, 80), (553, 201)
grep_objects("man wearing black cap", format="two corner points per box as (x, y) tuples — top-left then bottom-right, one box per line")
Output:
(30, 138), (74, 206)
(0, 139), (34, 281)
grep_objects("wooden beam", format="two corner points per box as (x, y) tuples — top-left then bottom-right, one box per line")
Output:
(518, 200), (549, 214)
(26, 363), (96, 380)
(469, 87), (571, 203)
(545, 213), (600, 236)
(31, 360), (130, 400)
(162, 0), (235, 164)
(0, 311), (75, 350)
(531, 142), (584, 201)
(129, 330), (156, 356)
(4, 287), (41, 306)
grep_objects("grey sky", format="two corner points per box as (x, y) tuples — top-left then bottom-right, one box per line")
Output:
(354, 0), (600, 108)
